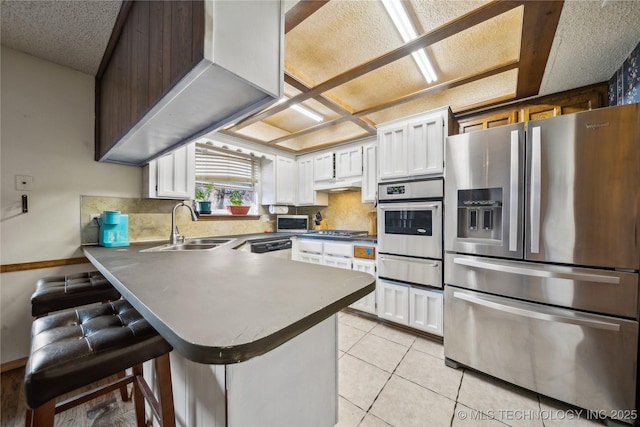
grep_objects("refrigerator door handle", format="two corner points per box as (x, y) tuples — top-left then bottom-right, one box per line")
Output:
(509, 130), (519, 252)
(453, 256), (621, 284)
(530, 126), (542, 253)
(452, 291), (621, 331)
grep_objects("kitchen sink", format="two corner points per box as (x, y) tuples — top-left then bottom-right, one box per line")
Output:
(141, 238), (233, 252)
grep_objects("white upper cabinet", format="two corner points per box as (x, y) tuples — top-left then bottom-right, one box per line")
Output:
(261, 155), (295, 205)
(361, 141), (377, 203)
(296, 155), (328, 206)
(407, 115), (444, 176)
(378, 106), (451, 181)
(314, 152), (335, 181)
(335, 146), (363, 179)
(378, 125), (408, 180)
(142, 143), (195, 199)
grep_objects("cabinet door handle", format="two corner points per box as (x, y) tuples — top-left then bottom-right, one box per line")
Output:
(453, 291), (620, 331)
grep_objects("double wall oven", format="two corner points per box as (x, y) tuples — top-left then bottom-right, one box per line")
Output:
(377, 178), (443, 294)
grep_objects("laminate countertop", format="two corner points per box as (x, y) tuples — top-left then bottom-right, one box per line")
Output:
(83, 233), (375, 365)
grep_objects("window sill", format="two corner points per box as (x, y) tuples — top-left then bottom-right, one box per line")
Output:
(197, 214), (260, 221)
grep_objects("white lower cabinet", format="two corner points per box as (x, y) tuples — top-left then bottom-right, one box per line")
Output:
(323, 242), (353, 269)
(323, 255), (352, 269)
(350, 259), (376, 314)
(409, 287), (443, 336)
(377, 280), (409, 325)
(299, 253), (323, 264)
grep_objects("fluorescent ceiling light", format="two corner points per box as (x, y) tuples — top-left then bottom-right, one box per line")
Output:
(277, 97), (323, 122)
(381, 0), (437, 83)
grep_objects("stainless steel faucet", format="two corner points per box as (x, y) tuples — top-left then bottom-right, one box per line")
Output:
(170, 202), (199, 244)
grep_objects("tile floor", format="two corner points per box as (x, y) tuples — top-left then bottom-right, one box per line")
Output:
(1, 310), (612, 427)
(336, 310), (607, 427)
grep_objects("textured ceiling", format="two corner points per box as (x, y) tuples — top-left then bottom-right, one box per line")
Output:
(0, 0), (122, 75)
(2, 0), (640, 154)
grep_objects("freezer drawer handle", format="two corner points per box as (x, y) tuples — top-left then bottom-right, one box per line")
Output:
(453, 291), (621, 331)
(453, 257), (620, 284)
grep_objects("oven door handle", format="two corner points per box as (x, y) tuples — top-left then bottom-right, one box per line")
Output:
(453, 291), (621, 331)
(378, 203), (440, 210)
(453, 257), (620, 284)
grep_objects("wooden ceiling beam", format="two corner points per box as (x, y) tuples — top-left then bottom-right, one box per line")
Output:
(284, 74), (377, 134)
(516, 1), (564, 97)
(355, 60), (520, 117)
(285, 0), (330, 34)
(234, 0), (525, 129)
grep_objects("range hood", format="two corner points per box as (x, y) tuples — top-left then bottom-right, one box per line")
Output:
(315, 177), (363, 192)
(99, 1), (283, 166)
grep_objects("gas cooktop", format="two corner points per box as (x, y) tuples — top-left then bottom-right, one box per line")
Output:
(305, 230), (369, 237)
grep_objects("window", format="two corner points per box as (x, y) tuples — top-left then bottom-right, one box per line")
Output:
(195, 142), (261, 215)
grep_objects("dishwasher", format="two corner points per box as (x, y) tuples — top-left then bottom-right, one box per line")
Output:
(246, 237), (293, 259)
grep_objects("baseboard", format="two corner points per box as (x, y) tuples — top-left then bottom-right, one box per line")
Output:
(1, 357), (27, 374)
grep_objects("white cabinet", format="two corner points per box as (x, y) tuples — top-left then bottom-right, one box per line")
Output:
(407, 116), (444, 177)
(378, 125), (408, 181)
(361, 142), (377, 203)
(378, 107), (450, 181)
(299, 253), (323, 264)
(322, 241), (353, 269)
(294, 239), (323, 264)
(377, 279), (409, 325)
(142, 143), (195, 199)
(350, 259), (377, 314)
(296, 155), (328, 206)
(409, 288), (443, 336)
(335, 146), (362, 179)
(313, 152), (334, 181)
(261, 155), (295, 205)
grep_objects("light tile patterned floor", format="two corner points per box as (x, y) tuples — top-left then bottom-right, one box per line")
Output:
(337, 311), (607, 427)
(1, 310), (612, 427)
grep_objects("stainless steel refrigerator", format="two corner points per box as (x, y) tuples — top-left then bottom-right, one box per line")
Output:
(444, 103), (640, 423)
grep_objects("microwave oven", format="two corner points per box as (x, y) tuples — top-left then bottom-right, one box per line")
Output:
(276, 215), (308, 233)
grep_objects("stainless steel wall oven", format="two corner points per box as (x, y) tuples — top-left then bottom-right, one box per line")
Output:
(377, 179), (443, 289)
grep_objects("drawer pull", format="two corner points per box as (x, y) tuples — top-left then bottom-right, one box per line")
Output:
(453, 291), (620, 332)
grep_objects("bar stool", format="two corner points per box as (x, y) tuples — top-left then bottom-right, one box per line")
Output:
(30, 271), (121, 317)
(29, 271), (129, 402)
(24, 299), (175, 427)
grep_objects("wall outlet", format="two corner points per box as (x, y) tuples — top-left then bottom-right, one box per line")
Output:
(89, 214), (101, 227)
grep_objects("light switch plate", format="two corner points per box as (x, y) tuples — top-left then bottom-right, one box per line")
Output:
(15, 175), (33, 191)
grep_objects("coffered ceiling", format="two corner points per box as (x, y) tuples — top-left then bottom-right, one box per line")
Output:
(2, 0), (640, 155)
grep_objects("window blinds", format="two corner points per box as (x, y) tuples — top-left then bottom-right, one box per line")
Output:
(195, 143), (260, 190)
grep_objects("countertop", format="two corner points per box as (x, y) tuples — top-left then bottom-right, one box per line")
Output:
(83, 233), (375, 365)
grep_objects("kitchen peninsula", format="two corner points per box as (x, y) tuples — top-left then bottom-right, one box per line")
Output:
(83, 235), (375, 426)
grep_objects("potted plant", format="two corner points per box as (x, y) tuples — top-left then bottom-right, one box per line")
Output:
(195, 183), (213, 214)
(228, 190), (250, 215)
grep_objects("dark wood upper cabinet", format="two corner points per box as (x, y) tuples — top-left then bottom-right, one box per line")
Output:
(455, 83), (609, 134)
(96, 0), (283, 166)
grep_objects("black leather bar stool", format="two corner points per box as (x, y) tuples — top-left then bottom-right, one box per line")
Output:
(30, 271), (121, 317)
(24, 299), (175, 427)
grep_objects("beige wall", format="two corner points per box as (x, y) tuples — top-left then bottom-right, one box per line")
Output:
(0, 46), (145, 363)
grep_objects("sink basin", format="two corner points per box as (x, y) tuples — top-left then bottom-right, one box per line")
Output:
(142, 238), (232, 252)
(161, 243), (220, 251)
